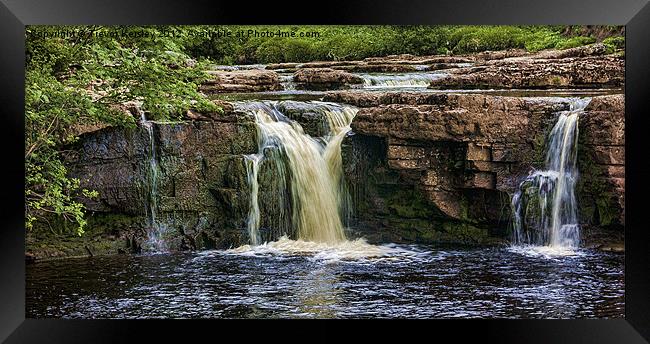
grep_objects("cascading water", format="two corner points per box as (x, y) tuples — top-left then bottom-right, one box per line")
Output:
(278, 74), (296, 91)
(244, 154), (262, 246)
(511, 98), (590, 250)
(360, 72), (447, 88)
(237, 101), (357, 245)
(139, 111), (167, 251)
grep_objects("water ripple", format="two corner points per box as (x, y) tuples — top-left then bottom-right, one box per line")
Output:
(26, 243), (624, 319)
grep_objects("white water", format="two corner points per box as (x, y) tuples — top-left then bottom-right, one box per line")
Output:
(278, 74), (296, 91)
(244, 154), (262, 246)
(511, 98), (590, 252)
(238, 101), (357, 245)
(139, 111), (167, 252)
(224, 236), (434, 264)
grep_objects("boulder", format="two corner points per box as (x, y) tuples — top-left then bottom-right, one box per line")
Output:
(293, 68), (364, 90)
(200, 69), (282, 93)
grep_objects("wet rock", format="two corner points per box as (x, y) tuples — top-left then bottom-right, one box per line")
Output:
(475, 49), (530, 61)
(336, 64), (418, 73)
(274, 101), (330, 137)
(530, 43), (610, 59)
(266, 62), (301, 70)
(581, 225), (625, 252)
(268, 55), (473, 74)
(324, 91), (457, 107)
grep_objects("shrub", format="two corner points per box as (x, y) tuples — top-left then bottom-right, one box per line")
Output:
(602, 36), (625, 52)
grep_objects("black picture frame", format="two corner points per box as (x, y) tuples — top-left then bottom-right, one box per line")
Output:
(1, 0), (649, 342)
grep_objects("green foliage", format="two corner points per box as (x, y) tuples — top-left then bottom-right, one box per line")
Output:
(602, 36), (625, 53)
(554, 36), (596, 50)
(180, 25), (622, 64)
(449, 26), (525, 53)
(25, 25), (218, 235)
(522, 29), (567, 52)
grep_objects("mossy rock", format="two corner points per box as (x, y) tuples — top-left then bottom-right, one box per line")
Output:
(441, 222), (490, 244)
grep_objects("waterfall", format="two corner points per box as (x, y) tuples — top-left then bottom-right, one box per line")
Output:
(244, 154), (262, 246)
(139, 111), (167, 251)
(278, 74), (296, 91)
(237, 101), (357, 245)
(511, 98), (590, 249)
(360, 72), (447, 88)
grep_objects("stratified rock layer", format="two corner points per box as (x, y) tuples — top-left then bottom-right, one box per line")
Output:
(200, 69), (282, 93)
(429, 45), (624, 89)
(293, 68), (364, 90)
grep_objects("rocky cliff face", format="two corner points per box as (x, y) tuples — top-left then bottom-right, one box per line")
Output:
(577, 95), (625, 237)
(325, 92), (625, 245)
(429, 56), (624, 89)
(28, 92), (624, 258)
(61, 110), (268, 253)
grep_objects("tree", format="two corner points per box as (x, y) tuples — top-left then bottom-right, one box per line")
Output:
(25, 26), (218, 235)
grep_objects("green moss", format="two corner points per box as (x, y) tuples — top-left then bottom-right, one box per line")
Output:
(595, 195), (616, 226)
(576, 142), (621, 228)
(87, 213), (142, 231)
(384, 187), (435, 219)
(551, 76), (564, 86)
(533, 128), (551, 165)
(442, 222), (490, 244)
(418, 228), (444, 242)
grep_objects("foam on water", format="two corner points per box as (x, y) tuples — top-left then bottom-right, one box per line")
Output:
(507, 245), (585, 259)
(360, 72), (447, 88)
(223, 236), (433, 263)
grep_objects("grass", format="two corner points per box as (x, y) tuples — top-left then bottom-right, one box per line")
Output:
(182, 25), (625, 64)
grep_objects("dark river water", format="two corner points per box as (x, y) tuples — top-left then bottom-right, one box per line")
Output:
(26, 239), (624, 319)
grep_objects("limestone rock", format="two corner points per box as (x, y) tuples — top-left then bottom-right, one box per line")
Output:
(293, 68), (364, 90)
(429, 55), (624, 89)
(578, 94), (625, 228)
(200, 69), (282, 93)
